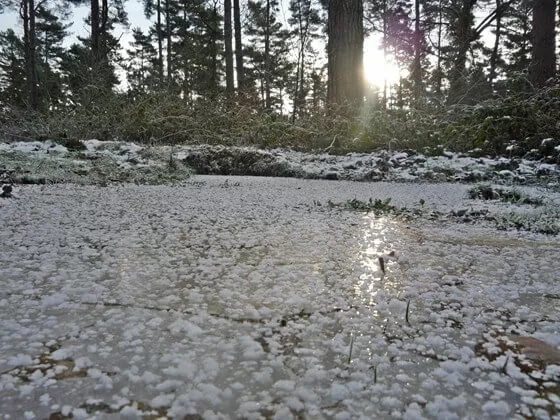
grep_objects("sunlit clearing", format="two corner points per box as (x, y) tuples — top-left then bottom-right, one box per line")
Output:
(363, 38), (403, 89)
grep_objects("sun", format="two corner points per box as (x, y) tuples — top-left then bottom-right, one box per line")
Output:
(363, 37), (403, 89)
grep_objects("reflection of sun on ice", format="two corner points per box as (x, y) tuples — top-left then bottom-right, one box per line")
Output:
(354, 215), (397, 306)
(363, 38), (404, 89)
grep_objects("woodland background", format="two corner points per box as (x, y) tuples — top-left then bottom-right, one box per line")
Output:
(0, 0), (559, 158)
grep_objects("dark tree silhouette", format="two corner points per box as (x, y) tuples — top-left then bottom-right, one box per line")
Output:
(327, 0), (364, 109)
(529, 0), (556, 87)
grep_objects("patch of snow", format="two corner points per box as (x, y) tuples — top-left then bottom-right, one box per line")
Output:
(0, 140), (68, 155)
(51, 348), (73, 361)
(482, 400), (510, 417)
(150, 393), (175, 408)
(120, 405), (142, 418)
(168, 319), (203, 337)
(7, 354), (33, 366)
(41, 293), (68, 307)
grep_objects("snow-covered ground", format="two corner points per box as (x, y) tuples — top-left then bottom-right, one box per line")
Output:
(0, 141), (559, 419)
(0, 175), (559, 419)
(1, 139), (560, 186)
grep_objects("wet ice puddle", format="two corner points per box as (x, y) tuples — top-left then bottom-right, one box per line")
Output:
(0, 176), (559, 419)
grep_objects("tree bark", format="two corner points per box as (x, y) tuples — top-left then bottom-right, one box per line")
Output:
(165, 0), (172, 86)
(101, 0), (109, 61)
(434, 0), (443, 101)
(447, 0), (476, 104)
(233, 0), (244, 93)
(157, 0), (163, 80)
(22, 0), (38, 110)
(264, 0), (271, 110)
(28, 0), (37, 110)
(411, 0), (422, 102)
(209, 3), (219, 96)
(327, 0), (364, 110)
(182, 7), (190, 102)
(224, 0), (234, 97)
(488, 0), (502, 87)
(91, 0), (100, 59)
(291, 0), (311, 122)
(382, 0), (387, 107)
(530, 0), (556, 88)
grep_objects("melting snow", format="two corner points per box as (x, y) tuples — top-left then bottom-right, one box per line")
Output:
(0, 141), (559, 418)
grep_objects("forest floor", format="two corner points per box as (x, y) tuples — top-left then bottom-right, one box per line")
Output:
(0, 140), (559, 419)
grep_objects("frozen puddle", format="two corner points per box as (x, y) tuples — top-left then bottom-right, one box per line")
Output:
(0, 176), (558, 419)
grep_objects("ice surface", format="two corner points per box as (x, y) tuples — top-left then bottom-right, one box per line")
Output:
(0, 176), (558, 418)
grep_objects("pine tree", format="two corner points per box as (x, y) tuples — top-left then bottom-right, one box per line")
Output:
(422, 0), (448, 103)
(60, 0), (127, 104)
(0, 30), (26, 109)
(444, 0), (511, 103)
(233, 0), (244, 94)
(245, 0), (292, 112)
(35, 5), (69, 110)
(486, 0), (504, 87)
(529, 0), (556, 87)
(143, 0), (165, 81)
(411, 0), (426, 102)
(445, 0), (478, 103)
(327, 0), (364, 109)
(224, 0), (234, 97)
(365, 0), (415, 107)
(0, 0), (42, 110)
(0, 3), (68, 111)
(24, 0), (39, 110)
(171, 0), (223, 101)
(125, 28), (159, 93)
(501, 0), (531, 78)
(288, 0), (322, 120)
(384, 0), (415, 107)
(60, 36), (122, 108)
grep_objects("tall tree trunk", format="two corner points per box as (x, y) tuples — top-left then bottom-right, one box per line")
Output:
(411, 0), (422, 103)
(447, 43), (469, 103)
(264, 0), (271, 111)
(233, 0), (244, 94)
(28, 0), (37, 110)
(382, 0), (387, 108)
(140, 47), (145, 89)
(22, 0), (38, 110)
(397, 77), (403, 109)
(182, 7), (190, 102)
(327, 0), (364, 110)
(101, 0), (108, 57)
(210, 4), (219, 97)
(488, 0), (502, 88)
(292, 57), (301, 122)
(435, 0), (443, 101)
(165, 0), (172, 86)
(157, 0), (163, 80)
(91, 0), (100, 59)
(22, 0), (30, 106)
(224, 0), (234, 97)
(291, 0), (310, 122)
(530, 0), (556, 87)
(291, 45), (306, 122)
(447, 0), (476, 104)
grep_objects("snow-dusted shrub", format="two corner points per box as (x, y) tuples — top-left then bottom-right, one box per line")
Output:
(441, 78), (560, 157)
